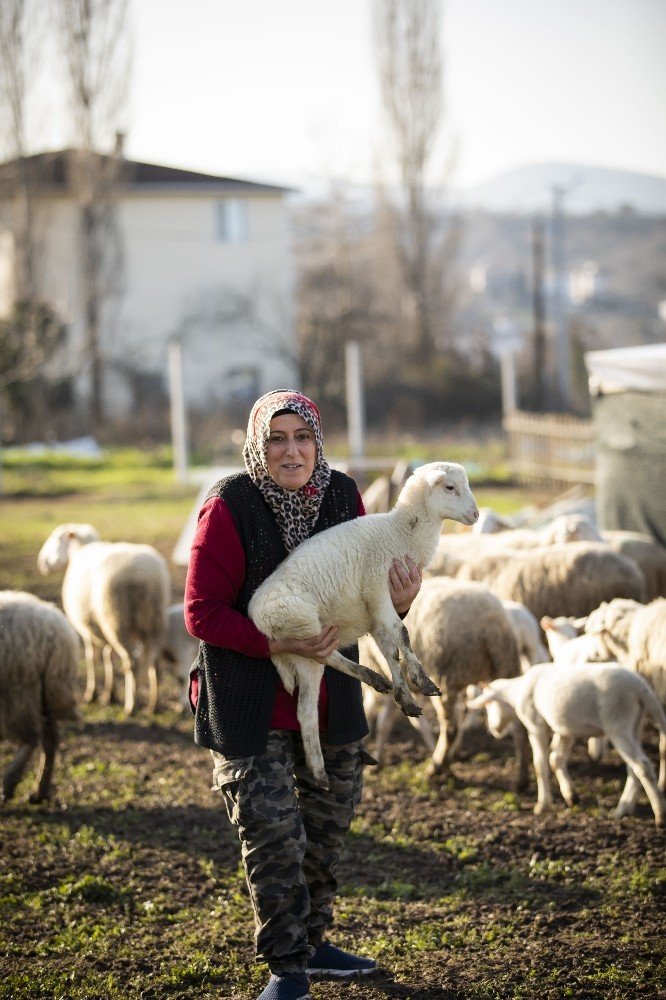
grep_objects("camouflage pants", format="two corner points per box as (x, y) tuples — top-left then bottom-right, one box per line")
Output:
(211, 729), (364, 975)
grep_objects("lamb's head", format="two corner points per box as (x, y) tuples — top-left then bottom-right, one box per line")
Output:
(398, 462), (479, 526)
(541, 513), (602, 545)
(582, 598), (643, 647)
(37, 523), (100, 574)
(466, 680), (516, 739)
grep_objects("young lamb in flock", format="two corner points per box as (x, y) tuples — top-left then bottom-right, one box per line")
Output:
(467, 660), (666, 826)
(0, 591), (80, 802)
(37, 524), (171, 715)
(248, 461), (479, 788)
(581, 597), (666, 790)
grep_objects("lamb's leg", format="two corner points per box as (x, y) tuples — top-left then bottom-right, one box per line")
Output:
(428, 686), (453, 776)
(325, 649), (393, 695)
(99, 645), (115, 706)
(82, 635), (97, 703)
(2, 744), (35, 802)
(273, 654), (328, 788)
(526, 725), (554, 814)
(510, 718), (530, 792)
(374, 615), (440, 700)
(609, 731), (665, 827)
(549, 733), (577, 807)
(31, 717), (59, 803)
(614, 766), (642, 819)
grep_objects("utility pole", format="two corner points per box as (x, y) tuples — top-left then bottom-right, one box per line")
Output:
(531, 215), (547, 409)
(550, 185), (571, 410)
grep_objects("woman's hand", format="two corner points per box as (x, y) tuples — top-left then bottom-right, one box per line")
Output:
(268, 626), (339, 663)
(389, 556), (422, 615)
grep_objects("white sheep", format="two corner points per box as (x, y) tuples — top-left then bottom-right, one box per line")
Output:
(0, 591), (81, 803)
(467, 660), (666, 826)
(501, 601), (551, 671)
(38, 524), (171, 716)
(601, 532), (666, 601)
(581, 597), (666, 790)
(248, 462), (479, 787)
(474, 542), (646, 621)
(162, 602), (199, 712)
(359, 579), (529, 781)
(540, 614), (613, 761)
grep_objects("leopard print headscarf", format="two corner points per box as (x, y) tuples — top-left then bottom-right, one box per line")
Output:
(242, 389), (331, 551)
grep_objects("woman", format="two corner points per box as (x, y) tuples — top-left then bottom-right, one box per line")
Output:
(185, 389), (421, 1000)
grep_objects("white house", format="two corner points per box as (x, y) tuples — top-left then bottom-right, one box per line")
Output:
(0, 149), (298, 424)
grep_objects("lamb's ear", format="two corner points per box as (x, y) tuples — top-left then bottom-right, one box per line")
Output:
(540, 616), (554, 631)
(466, 687), (499, 711)
(423, 467), (448, 489)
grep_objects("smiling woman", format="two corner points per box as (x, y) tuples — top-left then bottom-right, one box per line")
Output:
(183, 388), (423, 999)
(266, 414), (317, 491)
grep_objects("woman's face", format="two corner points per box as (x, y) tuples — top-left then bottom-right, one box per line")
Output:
(266, 413), (317, 490)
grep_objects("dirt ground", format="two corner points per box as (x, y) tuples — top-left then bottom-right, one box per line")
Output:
(1, 701), (664, 1000)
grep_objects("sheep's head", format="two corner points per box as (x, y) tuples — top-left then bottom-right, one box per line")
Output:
(401, 462), (479, 526)
(583, 598), (641, 645)
(466, 680), (516, 739)
(37, 523), (100, 574)
(542, 513), (602, 545)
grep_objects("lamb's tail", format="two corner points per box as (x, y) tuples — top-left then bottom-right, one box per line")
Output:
(639, 678), (666, 734)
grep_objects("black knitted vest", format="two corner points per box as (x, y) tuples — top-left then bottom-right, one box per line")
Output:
(193, 470), (369, 756)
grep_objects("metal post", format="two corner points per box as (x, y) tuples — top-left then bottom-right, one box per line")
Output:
(345, 340), (365, 470)
(168, 339), (189, 483)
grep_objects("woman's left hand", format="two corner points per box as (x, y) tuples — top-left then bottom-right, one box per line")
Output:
(389, 556), (422, 615)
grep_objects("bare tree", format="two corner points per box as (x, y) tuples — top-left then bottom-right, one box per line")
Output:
(53, 0), (130, 431)
(373, 0), (453, 364)
(0, 0), (45, 300)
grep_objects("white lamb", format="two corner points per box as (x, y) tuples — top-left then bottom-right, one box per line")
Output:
(38, 524), (171, 716)
(581, 597), (666, 790)
(467, 661), (666, 826)
(0, 591), (81, 802)
(248, 461), (479, 787)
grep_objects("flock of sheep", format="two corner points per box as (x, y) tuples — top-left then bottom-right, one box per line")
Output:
(1, 463), (665, 831)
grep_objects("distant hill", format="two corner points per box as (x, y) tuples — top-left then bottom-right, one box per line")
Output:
(455, 163), (666, 216)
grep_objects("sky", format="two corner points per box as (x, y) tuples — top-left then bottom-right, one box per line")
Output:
(40, 0), (666, 192)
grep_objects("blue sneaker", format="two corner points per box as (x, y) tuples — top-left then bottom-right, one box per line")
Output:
(307, 941), (377, 978)
(256, 974), (311, 1000)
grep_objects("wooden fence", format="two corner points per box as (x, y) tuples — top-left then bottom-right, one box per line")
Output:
(503, 410), (596, 487)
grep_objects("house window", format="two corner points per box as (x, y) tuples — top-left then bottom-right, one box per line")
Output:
(215, 199), (248, 242)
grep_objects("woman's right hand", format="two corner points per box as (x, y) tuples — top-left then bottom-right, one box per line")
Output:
(268, 626), (338, 664)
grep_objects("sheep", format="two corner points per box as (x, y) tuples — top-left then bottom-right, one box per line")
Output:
(540, 614), (613, 761)
(398, 577), (528, 785)
(581, 598), (666, 789)
(248, 461), (479, 788)
(37, 524), (171, 716)
(162, 602), (199, 712)
(0, 591), (80, 803)
(501, 601), (551, 671)
(476, 543), (646, 621)
(362, 596), (543, 773)
(467, 660), (666, 826)
(601, 532), (666, 601)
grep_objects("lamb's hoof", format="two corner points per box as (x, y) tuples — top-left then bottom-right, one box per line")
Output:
(402, 702), (422, 718)
(313, 775), (330, 792)
(28, 791), (49, 804)
(419, 679), (441, 697)
(82, 689), (97, 704)
(533, 801), (551, 815)
(369, 678), (392, 696)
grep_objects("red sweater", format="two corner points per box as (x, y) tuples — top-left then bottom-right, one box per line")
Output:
(184, 492), (366, 730)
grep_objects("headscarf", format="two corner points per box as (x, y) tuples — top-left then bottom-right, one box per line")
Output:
(242, 389), (331, 550)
